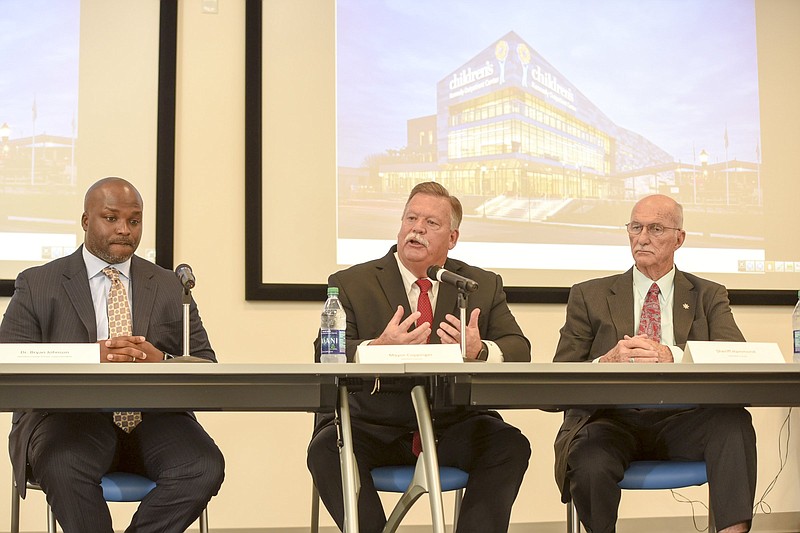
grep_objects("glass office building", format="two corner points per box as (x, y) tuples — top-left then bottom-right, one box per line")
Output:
(348, 31), (761, 220)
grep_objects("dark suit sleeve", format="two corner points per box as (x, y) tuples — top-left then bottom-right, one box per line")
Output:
(692, 283), (745, 344)
(0, 272), (43, 343)
(148, 270), (216, 362)
(553, 283), (596, 362)
(481, 272), (530, 362)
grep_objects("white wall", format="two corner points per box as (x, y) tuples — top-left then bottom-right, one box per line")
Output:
(1, 0), (799, 530)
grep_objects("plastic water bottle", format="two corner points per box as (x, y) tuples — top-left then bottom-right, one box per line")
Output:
(793, 290), (800, 363)
(320, 287), (347, 364)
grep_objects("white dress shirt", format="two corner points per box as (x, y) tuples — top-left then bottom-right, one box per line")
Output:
(83, 246), (133, 341)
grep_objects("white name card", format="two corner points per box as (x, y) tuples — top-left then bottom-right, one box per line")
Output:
(0, 343), (100, 364)
(355, 343), (463, 364)
(682, 341), (785, 364)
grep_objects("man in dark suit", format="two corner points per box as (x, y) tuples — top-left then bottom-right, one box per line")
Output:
(307, 182), (531, 533)
(0, 177), (224, 533)
(553, 194), (756, 533)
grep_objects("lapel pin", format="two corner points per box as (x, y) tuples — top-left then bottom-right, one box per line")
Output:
(683, 303), (690, 310)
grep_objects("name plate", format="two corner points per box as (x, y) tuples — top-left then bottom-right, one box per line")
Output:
(682, 341), (784, 364)
(0, 343), (100, 364)
(355, 343), (463, 364)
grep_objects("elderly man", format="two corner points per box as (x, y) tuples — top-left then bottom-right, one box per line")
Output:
(308, 181), (531, 533)
(553, 194), (756, 533)
(0, 177), (224, 532)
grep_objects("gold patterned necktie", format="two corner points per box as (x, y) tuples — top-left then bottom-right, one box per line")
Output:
(102, 267), (142, 433)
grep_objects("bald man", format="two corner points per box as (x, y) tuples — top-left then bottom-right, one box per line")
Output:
(0, 177), (224, 533)
(553, 195), (756, 533)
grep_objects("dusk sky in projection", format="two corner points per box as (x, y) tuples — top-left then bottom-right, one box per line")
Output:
(337, 0), (760, 168)
(0, 1), (79, 140)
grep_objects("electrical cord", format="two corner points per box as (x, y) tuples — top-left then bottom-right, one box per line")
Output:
(669, 407), (792, 532)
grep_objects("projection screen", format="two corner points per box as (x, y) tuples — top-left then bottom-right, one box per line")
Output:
(246, 0), (800, 304)
(0, 0), (176, 297)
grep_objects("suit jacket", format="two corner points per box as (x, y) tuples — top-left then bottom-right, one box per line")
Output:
(314, 246), (530, 441)
(0, 246), (215, 496)
(551, 267), (745, 501)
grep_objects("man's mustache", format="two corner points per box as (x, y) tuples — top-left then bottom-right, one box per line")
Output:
(404, 232), (429, 248)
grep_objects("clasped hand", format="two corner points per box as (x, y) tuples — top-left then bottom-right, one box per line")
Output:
(99, 336), (164, 363)
(372, 306), (483, 359)
(599, 334), (673, 364)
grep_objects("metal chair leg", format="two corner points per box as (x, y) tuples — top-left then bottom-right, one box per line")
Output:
(199, 507), (209, 533)
(46, 502), (57, 533)
(10, 476), (20, 533)
(453, 488), (463, 531)
(566, 499), (581, 533)
(311, 484), (320, 533)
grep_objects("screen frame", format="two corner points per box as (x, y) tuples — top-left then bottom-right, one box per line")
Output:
(0, 0), (179, 297)
(243, 0), (793, 306)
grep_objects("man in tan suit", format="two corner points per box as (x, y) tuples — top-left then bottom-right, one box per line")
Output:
(553, 195), (756, 533)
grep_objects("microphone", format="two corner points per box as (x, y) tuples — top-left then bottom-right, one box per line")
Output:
(175, 263), (196, 290)
(427, 265), (479, 293)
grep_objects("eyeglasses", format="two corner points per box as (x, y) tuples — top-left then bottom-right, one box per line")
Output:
(625, 222), (681, 237)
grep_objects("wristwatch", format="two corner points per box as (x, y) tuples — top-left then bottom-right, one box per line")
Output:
(476, 342), (489, 361)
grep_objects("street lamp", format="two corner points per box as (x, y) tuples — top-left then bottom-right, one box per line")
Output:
(698, 149), (709, 204)
(0, 122), (10, 159)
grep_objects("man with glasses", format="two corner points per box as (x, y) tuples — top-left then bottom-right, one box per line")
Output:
(552, 194), (756, 533)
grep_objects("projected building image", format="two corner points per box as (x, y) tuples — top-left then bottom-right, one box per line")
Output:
(338, 31), (763, 253)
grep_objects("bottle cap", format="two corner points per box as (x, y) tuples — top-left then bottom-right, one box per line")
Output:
(327, 287), (339, 297)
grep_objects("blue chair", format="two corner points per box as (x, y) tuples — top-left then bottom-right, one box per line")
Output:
(567, 460), (713, 533)
(11, 472), (209, 533)
(311, 464), (469, 533)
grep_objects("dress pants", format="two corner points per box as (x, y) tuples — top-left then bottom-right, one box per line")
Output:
(565, 407), (756, 533)
(307, 413), (530, 533)
(25, 412), (225, 533)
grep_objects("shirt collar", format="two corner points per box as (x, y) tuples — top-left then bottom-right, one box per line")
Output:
(393, 252), (435, 294)
(83, 246), (132, 281)
(633, 264), (675, 300)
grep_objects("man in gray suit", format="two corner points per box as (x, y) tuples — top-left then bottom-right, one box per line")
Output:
(307, 182), (531, 533)
(553, 194), (755, 533)
(0, 177), (224, 533)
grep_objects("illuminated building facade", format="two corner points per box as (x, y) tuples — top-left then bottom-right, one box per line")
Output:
(365, 31), (759, 218)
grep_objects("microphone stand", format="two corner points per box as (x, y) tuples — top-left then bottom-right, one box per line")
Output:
(182, 287), (191, 357)
(457, 283), (469, 358)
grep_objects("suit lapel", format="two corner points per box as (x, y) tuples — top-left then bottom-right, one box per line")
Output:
(62, 248), (97, 341)
(672, 269), (696, 345)
(375, 250), (413, 318)
(130, 256), (156, 337)
(608, 268), (635, 338)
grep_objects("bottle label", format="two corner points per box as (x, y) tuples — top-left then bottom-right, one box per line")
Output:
(794, 330), (800, 354)
(321, 329), (346, 354)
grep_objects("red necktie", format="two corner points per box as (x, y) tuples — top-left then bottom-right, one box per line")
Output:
(638, 282), (661, 343)
(412, 278), (433, 456)
(415, 278), (433, 343)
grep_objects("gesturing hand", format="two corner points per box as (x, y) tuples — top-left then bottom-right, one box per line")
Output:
(371, 305), (431, 346)
(437, 308), (482, 359)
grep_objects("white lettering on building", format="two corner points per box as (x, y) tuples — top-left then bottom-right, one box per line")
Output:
(530, 65), (575, 103)
(449, 61), (495, 91)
